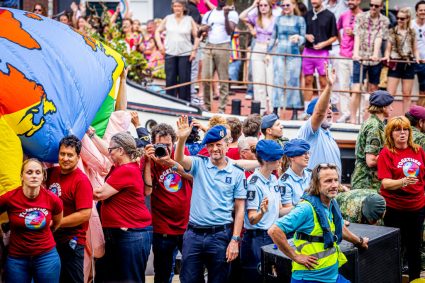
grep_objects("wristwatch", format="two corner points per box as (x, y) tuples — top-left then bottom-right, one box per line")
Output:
(171, 163), (179, 172)
(231, 235), (241, 242)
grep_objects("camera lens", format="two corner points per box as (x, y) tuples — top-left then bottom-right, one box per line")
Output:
(154, 146), (167, 158)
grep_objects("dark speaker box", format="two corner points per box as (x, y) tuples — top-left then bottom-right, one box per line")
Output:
(262, 223), (401, 283)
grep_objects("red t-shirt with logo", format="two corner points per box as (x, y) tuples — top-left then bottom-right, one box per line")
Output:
(102, 162), (151, 228)
(378, 146), (425, 211)
(46, 167), (93, 245)
(151, 148), (192, 235)
(0, 187), (63, 257)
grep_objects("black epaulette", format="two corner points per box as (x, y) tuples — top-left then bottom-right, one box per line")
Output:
(280, 173), (289, 181)
(249, 175), (258, 184)
(232, 163), (244, 171)
(305, 168), (312, 173)
(196, 154), (209, 159)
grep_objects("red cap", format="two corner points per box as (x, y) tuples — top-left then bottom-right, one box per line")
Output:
(408, 105), (425, 120)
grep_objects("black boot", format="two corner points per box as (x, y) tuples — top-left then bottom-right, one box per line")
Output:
(273, 107), (278, 115)
(291, 109), (298, 120)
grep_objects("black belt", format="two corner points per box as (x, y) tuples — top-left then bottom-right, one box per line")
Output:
(296, 232), (324, 243)
(245, 229), (268, 237)
(188, 223), (230, 234)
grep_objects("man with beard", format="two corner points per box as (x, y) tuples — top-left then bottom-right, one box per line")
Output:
(297, 65), (341, 174)
(175, 119), (246, 282)
(268, 163), (368, 283)
(351, 90), (393, 191)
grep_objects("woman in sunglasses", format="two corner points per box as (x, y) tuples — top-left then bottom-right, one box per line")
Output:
(32, 3), (46, 16)
(377, 116), (425, 281)
(93, 132), (152, 283)
(383, 7), (420, 114)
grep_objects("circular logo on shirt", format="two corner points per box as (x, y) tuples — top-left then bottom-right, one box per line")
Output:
(48, 182), (62, 197)
(163, 173), (182, 193)
(24, 210), (46, 230)
(403, 161), (420, 177)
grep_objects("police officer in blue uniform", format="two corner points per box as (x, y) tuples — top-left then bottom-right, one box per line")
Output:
(174, 116), (247, 283)
(280, 139), (312, 211)
(240, 140), (287, 283)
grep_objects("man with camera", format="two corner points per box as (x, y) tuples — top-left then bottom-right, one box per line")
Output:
(198, 0), (238, 113)
(144, 123), (193, 283)
(175, 116), (246, 282)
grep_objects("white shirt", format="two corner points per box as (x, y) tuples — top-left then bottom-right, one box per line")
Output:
(164, 15), (193, 56)
(412, 20), (425, 60)
(202, 9), (239, 44)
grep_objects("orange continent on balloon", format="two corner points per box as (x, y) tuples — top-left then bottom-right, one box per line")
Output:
(0, 9), (41, 49)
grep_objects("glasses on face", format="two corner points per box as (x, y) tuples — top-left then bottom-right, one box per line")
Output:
(316, 163), (337, 173)
(369, 3), (380, 8)
(393, 128), (409, 133)
(34, 8), (42, 12)
(259, 4), (270, 7)
(108, 146), (120, 154)
(397, 17), (407, 21)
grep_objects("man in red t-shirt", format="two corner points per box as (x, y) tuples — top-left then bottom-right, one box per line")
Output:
(46, 135), (93, 283)
(144, 123), (193, 283)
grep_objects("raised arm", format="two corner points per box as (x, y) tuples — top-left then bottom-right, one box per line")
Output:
(311, 64), (335, 131)
(175, 115), (194, 171)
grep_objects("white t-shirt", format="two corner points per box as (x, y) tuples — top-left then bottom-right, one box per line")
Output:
(202, 9), (239, 44)
(412, 20), (425, 60)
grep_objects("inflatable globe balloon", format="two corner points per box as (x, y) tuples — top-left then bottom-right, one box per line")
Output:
(0, 8), (124, 193)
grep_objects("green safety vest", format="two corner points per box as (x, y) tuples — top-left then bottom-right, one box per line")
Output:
(292, 201), (347, 272)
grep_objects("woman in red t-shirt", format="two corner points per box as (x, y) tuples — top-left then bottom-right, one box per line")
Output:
(377, 116), (425, 281)
(93, 132), (152, 283)
(1, 159), (63, 283)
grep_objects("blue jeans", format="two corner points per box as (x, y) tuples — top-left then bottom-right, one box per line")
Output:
(352, 61), (382, 85)
(153, 233), (183, 283)
(5, 247), (61, 283)
(96, 227), (153, 283)
(56, 241), (84, 283)
(240, 229), (273, 283)
(180, 225), (232, 283)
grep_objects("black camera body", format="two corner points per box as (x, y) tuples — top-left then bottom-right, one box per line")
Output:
(154, 144), (168, 158)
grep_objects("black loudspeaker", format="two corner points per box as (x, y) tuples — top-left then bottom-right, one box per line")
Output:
(262, 223), (401, 283)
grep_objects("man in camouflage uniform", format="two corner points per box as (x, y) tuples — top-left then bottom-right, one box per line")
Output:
(351, 90), (393, 191)
(405, 105), (425, 150)
(405, 105), (425, 272)
(336, 189), (386, 225)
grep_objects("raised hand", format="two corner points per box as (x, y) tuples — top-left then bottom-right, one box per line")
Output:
(176, 115), (193, 140)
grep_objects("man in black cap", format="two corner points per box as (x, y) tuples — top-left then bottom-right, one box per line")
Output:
(351, 90), (393, 191)
(405, 105), (425, 150)
(174, 116), (246, 282)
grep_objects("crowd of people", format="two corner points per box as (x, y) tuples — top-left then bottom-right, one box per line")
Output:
(3, 1), (424, 283)
(31, 0), (425, 122)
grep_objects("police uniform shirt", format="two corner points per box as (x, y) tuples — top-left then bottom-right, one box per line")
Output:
(298, 119), (342, 173)
(279, 167), (312, 206)
(187, 155), (247, 226)
(244, 169), (282, 230)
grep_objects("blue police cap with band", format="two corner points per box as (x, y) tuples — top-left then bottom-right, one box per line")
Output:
(369, 90), (394, 107)
(202, 125), (227, 145)
(306, 98), (319, 115)
(261, 114), (278, 129)
(282, 138), (310, 157)
(256, 140), (284, 161)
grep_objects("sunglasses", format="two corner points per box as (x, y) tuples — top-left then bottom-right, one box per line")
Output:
(34, 8), (42, 12)
(315, 163), (337, 172)
(397, 17), (407, 21)
(369, 3), (381, 8)
(281, 4), (290, 7)
(108, 146), (120, 153)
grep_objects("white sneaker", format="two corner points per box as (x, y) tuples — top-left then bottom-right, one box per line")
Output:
(245, 94), (253, 100)
(336, 114), (350, 123)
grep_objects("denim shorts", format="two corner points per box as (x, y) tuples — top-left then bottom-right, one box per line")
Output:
(388, 62), (416, 79)
(352, 61), (382, 85)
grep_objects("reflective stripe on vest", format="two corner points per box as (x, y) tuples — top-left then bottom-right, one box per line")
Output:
(292, 201), (347, 272)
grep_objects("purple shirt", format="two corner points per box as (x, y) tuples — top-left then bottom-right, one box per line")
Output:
(337, 10), (356, 58)
(247, 13), (275, 43)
